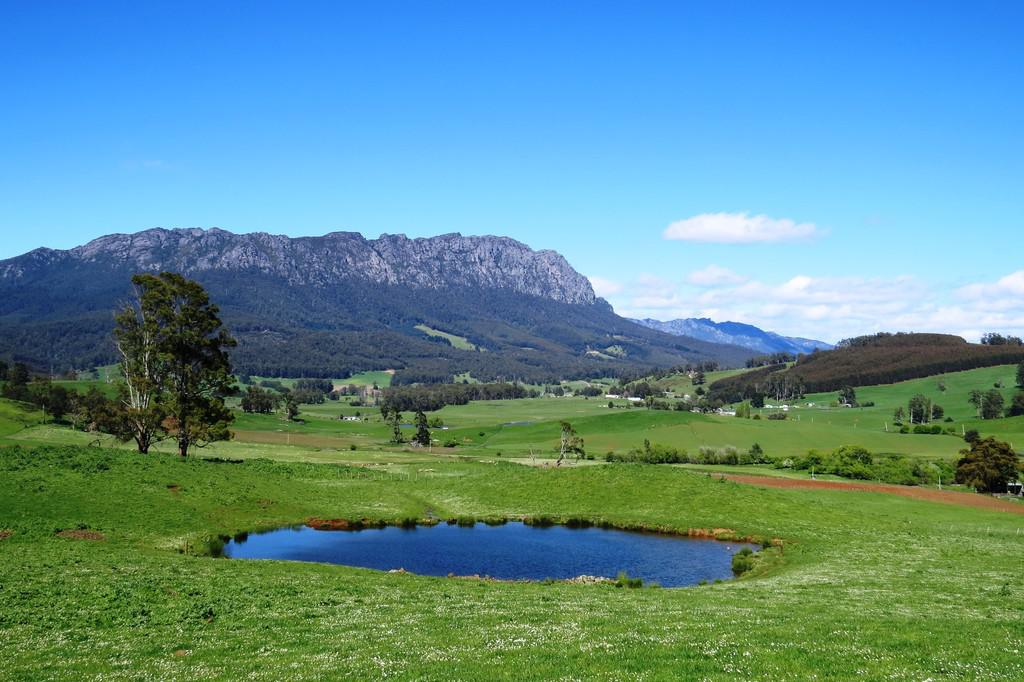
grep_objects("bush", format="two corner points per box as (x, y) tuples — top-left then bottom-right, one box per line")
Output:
(615, 571), (644, 588)
(732, 548), (755, 575)
(766, 412), (787, 420)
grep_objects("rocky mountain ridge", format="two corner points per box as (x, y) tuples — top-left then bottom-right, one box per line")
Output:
(2, 228), (596, 306)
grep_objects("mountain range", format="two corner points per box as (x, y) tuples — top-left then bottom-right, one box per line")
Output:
(0, 228), (754, 382)
(631, 317), (832, 356)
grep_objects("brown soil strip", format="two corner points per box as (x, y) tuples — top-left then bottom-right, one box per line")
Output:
(56, 529), (106, 540)
(721, 474), (1024, 514)
(0, 530), (12, 540)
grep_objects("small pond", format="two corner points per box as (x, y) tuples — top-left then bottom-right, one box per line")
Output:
(223, 521), (757, 587)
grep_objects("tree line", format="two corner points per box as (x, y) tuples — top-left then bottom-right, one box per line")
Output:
(711, 333), (1024, 399)
(380, 382), (538, 413)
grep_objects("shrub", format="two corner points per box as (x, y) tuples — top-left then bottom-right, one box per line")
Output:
(615, 571), (644, 588)
(732, 548), (755, 575)
(766, 412), (787, 420)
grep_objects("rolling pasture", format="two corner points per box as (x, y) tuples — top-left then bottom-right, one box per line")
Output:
(6, 364), (1024, 468)
(0, 445), (1021, 680)
(1, 363), (1023, 680)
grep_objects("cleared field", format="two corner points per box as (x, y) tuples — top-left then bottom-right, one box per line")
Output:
(415, 324), (478, 351)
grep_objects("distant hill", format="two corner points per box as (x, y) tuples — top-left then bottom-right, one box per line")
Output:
(0, 228), (753, 382)
(632, 317), (832, 355)
(709, 332), (1024, 402)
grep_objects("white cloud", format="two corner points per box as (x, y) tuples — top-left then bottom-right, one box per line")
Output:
(957, 270), (1024, 300)
(587, 275), (623, 297)
(686, 264), (747, 287)
(663, 212), (819, 243)
(600, 268), (1024, 343)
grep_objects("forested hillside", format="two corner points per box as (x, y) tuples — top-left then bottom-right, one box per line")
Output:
(0, 228), (752, 382)
(709, 333), (1024, 402)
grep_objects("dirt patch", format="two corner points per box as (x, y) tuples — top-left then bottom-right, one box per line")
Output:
(722, 474), (1024, 514)
(0, 530), (12, 541)
(306, 517), (389, 531)
(167, 484), (181, 493)
(56, 529), (106, 541)
(686, 527), (759, 543)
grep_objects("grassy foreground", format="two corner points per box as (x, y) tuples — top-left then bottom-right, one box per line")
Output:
(1, 444), (1022, 680)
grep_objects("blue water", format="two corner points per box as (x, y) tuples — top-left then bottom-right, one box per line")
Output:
(223, 522), (756, 587)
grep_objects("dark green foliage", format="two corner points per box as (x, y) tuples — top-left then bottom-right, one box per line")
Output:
(1017, 361), (1024, 388)
(285, 397), (300, 421)
(380, 403), (404, 444)
(28, 379), (71, 422)
(606, 441), (687, 464)
(116, 273), (236, 457)
(240, 386), (279, 414)
(0, 256), (752, 382)
(1, 362), (31, 402)
(414, 410), (431, 447)
(1005, 391), (1024, 417)
(970, 388), (1006, 420)
(732, 547), (755, 575)
(382, 382), (537, 413)
(838, 386), (857, 406)
(981, 333), (1024, 346)
(955, 437), (1021, 492)
(746, 352), (795, 368)
(907, 394), (932, 424)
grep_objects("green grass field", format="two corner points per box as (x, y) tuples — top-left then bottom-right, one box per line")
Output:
(415, 324), (479, 351)
(3, 360), (1024, 679)
(1, 444), (1021, 680)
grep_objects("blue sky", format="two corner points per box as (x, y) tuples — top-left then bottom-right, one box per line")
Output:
(1, 2), (1022, 342)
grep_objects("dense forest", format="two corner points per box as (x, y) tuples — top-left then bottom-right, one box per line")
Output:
(0, 266), (752, 382)
(710, 333), (1024, 402)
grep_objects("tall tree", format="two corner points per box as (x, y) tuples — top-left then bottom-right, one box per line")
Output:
(556, 421), (585, 466)
(114, 281), (169, 453)
(908, 394), (931, 424)
(1016, 361), (1024, 388)
(414, 410), (431, 446)
(116, 273), (236, 457)
(981, 389), (1005, 420)
(380, 403), (403, 444)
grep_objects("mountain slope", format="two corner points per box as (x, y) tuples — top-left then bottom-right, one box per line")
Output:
(0, 228), (753, 381)
(632, 317), (832, 355)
